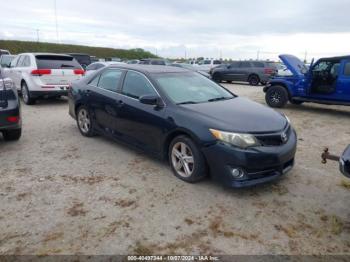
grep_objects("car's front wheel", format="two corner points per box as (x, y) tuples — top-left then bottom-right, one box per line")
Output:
(76, 106), (96, 137)
(212, 73), (222, 83)
(169, 135), (207, 183)
(265, 86), (289, 108)
(2, 129), (21, 141)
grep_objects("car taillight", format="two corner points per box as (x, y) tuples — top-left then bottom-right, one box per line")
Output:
(74, 69), (85, 75)
(264, 68), (275, 75)
(7, 116), (20, 123)
(31, 69), (52, 76)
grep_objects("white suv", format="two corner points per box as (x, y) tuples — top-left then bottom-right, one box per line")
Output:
(195, 59), (222, 73)
(6, 53), (84, 105)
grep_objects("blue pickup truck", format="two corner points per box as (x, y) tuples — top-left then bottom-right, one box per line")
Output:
(264, 54), (350, 108)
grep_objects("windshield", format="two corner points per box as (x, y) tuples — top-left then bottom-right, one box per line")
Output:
(153, 72), (234, 104)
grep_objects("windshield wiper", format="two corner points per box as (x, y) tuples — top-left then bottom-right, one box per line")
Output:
(177, 101), (198, 105)
(207, 96), (232, 102)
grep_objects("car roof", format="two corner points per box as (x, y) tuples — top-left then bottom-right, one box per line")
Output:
(107, 64), (188, 74)
(18, 52), (73, 57)
(318, 55), (350, 62)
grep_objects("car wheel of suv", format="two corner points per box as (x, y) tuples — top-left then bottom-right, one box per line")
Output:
(21, 82), (36, 105)
(2, 129), (21, 141)
(169, 135), (207, 183)
(212, 73), (222, 83)
(76, 106), (96, 137)
(265, 86), (288, 108)
(248, 75), (260, 86)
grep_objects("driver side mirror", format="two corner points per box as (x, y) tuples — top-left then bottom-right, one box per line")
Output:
(139, 94), (164, 108)
(340, 145), (350, 178)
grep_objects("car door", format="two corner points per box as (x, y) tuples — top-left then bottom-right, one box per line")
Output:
(238, 61), (252, 81)
(336, 60), (350, 101)
(117, 70), (166, 153)
(85, 68), (125, 134)
(8, 55), (22, 89)
(224, 62), (240, 81)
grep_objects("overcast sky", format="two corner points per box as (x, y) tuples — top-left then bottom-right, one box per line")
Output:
(1, 0), (350, 61)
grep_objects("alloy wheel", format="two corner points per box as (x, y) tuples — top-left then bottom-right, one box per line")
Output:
(22, 85), (29, 104)
(270, 91), (281, 104)
(78, 108), (91, 134)
(171, 142), (194, 177)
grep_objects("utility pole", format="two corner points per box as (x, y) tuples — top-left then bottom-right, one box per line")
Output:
(54, 0), (59, 43)
(36, 29), (40, 42)
(257, 50), (260, 60)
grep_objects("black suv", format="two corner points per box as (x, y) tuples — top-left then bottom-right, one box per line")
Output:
(211, 61), (277, 86)
(139, 58), (170, 65)
(0, 77), (21, 141)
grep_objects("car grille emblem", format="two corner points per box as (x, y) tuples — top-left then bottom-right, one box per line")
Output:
(281, 132), (288, 143)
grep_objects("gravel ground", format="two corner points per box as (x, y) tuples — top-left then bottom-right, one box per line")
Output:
(0, 83), (349, 255)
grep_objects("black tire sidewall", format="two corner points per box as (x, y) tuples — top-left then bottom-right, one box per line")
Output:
(266, 86), (288, 108)
(213, 73), (222, 83)
(21, 82), (35, 105)
(249, 75), (259, 86)
(168, 135), (207, 183)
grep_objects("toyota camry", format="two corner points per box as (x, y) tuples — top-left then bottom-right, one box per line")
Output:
(68, 65), (297, 187)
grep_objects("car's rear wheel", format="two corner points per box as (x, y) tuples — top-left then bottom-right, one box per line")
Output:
(265, 86), (289, 108)
(2, 129), (21, 141)
(76, 106), (96, 137)
(21, 82), (36, 105)
(169, 135), (207, 183)
(248, 75), (260, 86)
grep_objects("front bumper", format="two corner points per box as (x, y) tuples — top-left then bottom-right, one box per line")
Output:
(202, 129), (297, 188)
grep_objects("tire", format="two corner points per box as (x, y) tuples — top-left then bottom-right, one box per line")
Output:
(168, 135), (208, 183)
(76, 106), (96, 137)
(290, 99), (304, 105)
(212, 73), (222, 83)
(248, 74), (260, 86)
(21, 82), (36, 105)
(265, 85), (289, 108)
(2, 129), (21, 141)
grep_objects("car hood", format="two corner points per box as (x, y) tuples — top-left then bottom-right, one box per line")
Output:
(279, 54), (307, 77)
(182, 97), (287, 133)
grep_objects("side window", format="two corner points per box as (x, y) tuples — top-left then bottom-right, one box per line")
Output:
(213, 60), (221, 65)
(10, 56), (19, 68)
(89, 74), (100, 86)
(95, 63), (105, 70)
(17, 56), (25, 67)
(240, 62), (251, 68)
(97, 70), (123, 92)
(22, 56), (31, 67)
(344, 62), (350, 76)
(229, 62), (239, 68)
(253, 62), (264, 68)
(122, 71), (156, 99)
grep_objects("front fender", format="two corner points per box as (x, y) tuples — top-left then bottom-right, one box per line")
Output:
(264, 78), (296, 96)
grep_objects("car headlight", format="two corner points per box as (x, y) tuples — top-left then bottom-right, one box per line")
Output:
(209, 129), (260, 149)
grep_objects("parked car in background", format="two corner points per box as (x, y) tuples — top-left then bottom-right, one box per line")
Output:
(0, 77), (21, 141)
(68, 64), (296, 187)
(211, 61), (277, 86)
(170, 63), (211, 78)
(6, 53), (84, 105)
(67, 53), (91, 69)
(127, 59), (140, 64)
(139, 58), (170, 65)
(0, 49), (10, 57)
(0, 55), (16, 75)
(196, 59), (222, 73)
(90, 56), (99, 63)
(85, 61), (126, 76)
(264, 54), (350, 108)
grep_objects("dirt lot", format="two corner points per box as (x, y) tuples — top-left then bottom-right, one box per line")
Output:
(0, 83), (349, 255)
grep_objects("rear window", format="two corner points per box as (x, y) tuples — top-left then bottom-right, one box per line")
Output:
(35, 55), (82, 69)
(151, 60), (166, 65)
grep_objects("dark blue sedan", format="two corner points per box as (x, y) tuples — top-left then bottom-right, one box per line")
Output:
(68, 65), (297, 187)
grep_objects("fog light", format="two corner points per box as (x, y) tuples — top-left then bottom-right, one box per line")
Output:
(231, 168), (245, 179)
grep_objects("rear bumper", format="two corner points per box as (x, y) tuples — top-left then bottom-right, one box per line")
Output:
(202, 129), (297, 188)
(29, 90), (68, 98)
(0, 101), (21, 131)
